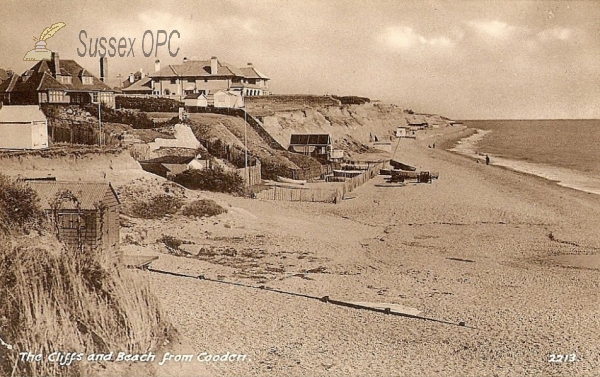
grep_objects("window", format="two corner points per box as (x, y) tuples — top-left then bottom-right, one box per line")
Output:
(49, 90), (66, 103)
(187, 78), (195, 83)
(82, 76), (93, 85)
(58, 75), (72, 85)
(92, 92), (98, 102)
(170, 79), (177, 84)
(58, 213), (82, 229)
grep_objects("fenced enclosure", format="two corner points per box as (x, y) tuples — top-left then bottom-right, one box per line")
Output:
(251, 160), (387, 203)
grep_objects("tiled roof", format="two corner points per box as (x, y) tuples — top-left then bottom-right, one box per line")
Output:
(150, 59), (264, 79)
(121, 76), (152, 92)
(184, 93), (206, 99)
(4, 59), (113, 95)
(240, 66), (269, 80)
(0, 105), (47, 123)
(26, 181), (119, 210)
(289, 134), (331, 146)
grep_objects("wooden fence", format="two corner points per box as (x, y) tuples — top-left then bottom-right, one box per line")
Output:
(340, 161), (386, 197)
(49, 125), (120, 147)
(251, 160), (387, 204)
(252, 185), (340, 203)
(236, 160), (262, 187)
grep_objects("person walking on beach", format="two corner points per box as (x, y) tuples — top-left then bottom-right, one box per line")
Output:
(485, 155), (490, 165)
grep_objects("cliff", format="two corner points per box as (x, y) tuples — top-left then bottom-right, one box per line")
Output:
(245, 95), (452, 152)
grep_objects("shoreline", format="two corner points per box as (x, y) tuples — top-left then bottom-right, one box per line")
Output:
(444, 127), (600, 196)
(134, 125), (600, 376)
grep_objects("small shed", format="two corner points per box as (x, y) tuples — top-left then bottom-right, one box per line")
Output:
(26, 181), (120, 260)
(288, 134), (332, 157)
(0, 105), (48, 149)
(139, 155), (210, 179)
(184, 93), (208, 107)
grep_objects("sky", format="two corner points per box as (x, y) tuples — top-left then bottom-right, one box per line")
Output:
(1, 0), (598, 119)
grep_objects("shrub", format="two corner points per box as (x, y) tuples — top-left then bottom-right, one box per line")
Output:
(130, 194), (185, 219)
(332, 95), (371, 105)
(181, 199), (227, 218)
(173, 167), (245, 195)
(159, 234), (182, 250)
(116, 96), (184, 112)
(0, 174), (45, 232)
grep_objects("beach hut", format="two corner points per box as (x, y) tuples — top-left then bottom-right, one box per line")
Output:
(25, 181), (121, 259)
(0, 105), (48, 149)
(184, 93), (208, 107)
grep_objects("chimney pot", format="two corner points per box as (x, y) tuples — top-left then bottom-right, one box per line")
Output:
(99, 57), (108, 82)
(52, 52), (60, 78)
(154, 59), (161, 73)
(210, 56), (218, 75)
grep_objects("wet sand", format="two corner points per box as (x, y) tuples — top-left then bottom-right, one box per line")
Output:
(132, 128), (600, 376)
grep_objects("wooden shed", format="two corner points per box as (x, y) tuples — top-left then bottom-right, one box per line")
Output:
(184, 93), (208, 107)
(26, 181), (120, 262)
(0, 105), (48, 149)
(288, 134), (332, 158)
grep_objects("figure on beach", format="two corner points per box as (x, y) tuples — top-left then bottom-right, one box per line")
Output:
(485, 155), (490, 165)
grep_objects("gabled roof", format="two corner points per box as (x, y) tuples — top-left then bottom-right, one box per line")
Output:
(122, 76), (152, 93)
(26, 181), (120, 210)
(0, 74), (20, 93)
(0, 105), (47, 123)
(289, 134), (331, 146)
(4, 58), (113, 94)
(184, 93), (206, 99)
(140, 156), (195, 164)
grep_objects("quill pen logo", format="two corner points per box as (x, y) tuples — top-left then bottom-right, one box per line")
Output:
(23, 22), (66, 61)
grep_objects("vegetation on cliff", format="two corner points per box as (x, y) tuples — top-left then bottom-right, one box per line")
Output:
(0, 174), (170, 377)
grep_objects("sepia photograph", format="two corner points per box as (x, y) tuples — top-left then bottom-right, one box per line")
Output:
(0, 0), (599, 376)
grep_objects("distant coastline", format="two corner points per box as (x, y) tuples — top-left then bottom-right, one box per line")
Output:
(448, 120), (600, 196)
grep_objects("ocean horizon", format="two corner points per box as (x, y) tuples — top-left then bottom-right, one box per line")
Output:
(451, 119), (600, 196)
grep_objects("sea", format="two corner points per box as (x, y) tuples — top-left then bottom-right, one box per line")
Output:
(450, 119), (600, 196)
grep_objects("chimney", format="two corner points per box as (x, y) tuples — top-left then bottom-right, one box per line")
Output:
(99, 57), (108, 82)
(211, 56), (218, 75)
(52, 52), (60, 78)
(129, 73), (135, 83)
(183, 57), (189, 64)
(247, 62), (253, 66)
(154, 59), (161, 72)
(139, 68), (144, 78)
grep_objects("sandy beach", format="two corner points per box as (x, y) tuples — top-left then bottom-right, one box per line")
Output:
(116, 127), (600, 377)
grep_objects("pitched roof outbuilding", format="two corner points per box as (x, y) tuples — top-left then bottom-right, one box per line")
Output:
(26, 181), (120, 210)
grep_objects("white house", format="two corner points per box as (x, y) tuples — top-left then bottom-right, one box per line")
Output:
(0, 105), (48, 149)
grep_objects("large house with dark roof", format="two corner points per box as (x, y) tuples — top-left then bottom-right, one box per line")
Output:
(147, 56), (269, 100)
(0, 53), (115, 108)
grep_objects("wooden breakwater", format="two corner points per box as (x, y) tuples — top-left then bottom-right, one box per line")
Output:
(251, 160), (387, 203)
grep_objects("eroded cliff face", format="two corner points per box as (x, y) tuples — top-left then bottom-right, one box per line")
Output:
(258, 101), (448, 151)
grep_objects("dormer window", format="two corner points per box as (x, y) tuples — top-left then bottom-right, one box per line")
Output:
(82, 76), (93, 85)
(58, 75), (72, 85)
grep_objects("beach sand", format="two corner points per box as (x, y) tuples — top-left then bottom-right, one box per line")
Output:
(130, 127), (600, 376)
